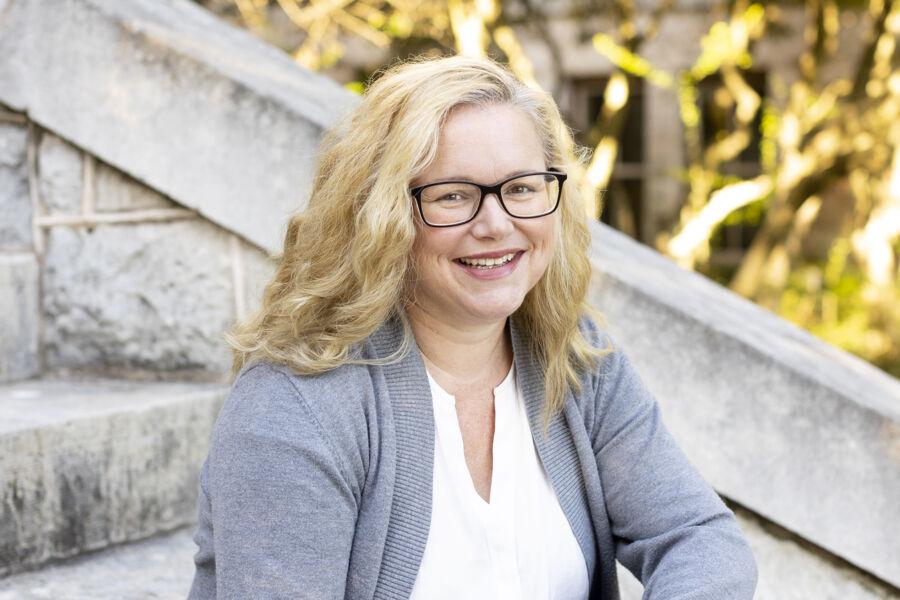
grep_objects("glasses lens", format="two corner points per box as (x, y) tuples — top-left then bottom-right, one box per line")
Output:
(419, 182), (481, 225)
(501, 174), (559, 217)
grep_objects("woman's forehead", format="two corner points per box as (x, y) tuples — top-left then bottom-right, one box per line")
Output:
(424, 104), (545, 181)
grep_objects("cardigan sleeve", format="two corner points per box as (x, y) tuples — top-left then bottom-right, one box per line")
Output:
(592, 347), (758, 599)
(188, 363), (359, 600)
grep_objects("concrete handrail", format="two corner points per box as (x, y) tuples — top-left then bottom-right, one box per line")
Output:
(588, 221), (900, 587)
(0, 0), (356, 254)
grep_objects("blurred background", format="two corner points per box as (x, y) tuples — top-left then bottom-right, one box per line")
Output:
(1, 0), (899, 598)
(195, 0), (900, 378)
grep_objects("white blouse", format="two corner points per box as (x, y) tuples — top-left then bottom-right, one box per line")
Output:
(409, 362), (590, 600)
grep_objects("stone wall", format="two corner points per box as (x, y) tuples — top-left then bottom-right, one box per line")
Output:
(588, 222), (900, 597)
(0, 0), (355, 254)
(0, 108), (39, 382)
(0, 104), (275, 382)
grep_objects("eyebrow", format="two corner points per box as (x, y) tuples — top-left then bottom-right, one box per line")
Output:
(431, 169), (543, 183)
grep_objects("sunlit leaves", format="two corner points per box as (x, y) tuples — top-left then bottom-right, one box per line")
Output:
(591, 33), (673, 88)
(691, 3), (765, 80)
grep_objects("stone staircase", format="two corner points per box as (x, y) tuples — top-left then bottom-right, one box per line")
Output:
(0, 378), (226, 580)
(1, 0), (899, 598)
(0, 528), (196, 600)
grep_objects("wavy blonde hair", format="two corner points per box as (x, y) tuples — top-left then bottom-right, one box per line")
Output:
(226, 55), (607, 434)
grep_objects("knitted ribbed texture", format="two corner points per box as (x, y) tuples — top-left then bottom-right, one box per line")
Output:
(368, 315), (597, 599)
(370, 318), (436, 600)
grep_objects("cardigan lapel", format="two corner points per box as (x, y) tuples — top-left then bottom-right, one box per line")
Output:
(369, 314), (436, 600)
(509, 317), (598, 582)
(367, 314), (598, 598)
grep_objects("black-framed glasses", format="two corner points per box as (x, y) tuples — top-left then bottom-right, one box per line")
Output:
(410, 169), (567, 227)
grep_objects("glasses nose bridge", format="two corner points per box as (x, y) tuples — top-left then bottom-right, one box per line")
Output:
(470, 182), (513, 228)
(477, 182), (508, 213)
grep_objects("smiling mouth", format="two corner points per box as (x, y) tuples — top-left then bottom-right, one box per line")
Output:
(454, 251), (520, 269)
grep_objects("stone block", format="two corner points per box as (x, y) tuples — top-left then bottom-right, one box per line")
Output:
(42, 220), (235, 376)
(0, 526), (196, 599)
(0, 378), (227, 577)
(0, 0), (357, 254)
(94, 161), (177, 213)
(735, 506), (897, 599)
(37, 132), (82, 214)
(0, 252), (39, 382)
(0, 122), (30, 249)
(240, 240), (277, 317)
(587, 220), (900, 588)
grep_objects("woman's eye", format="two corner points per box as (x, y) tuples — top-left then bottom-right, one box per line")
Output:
(437, 191), (474, 202)
(507, 185), (534, 195)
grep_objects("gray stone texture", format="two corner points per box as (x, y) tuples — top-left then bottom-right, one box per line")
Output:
(94, 161), (177, 213)
(0, 253), (40, 382)
(587, 221), (900, 588)
(37, 132), (82, 214)
(0, 378), (227, 577)
(0, 0), (357, 254)
(42, 220), (235, 376)
(0, 527), (196, 600)
(736, 507), (899, 599)
(240, 240), (276, 317)
(0, 121), (30, 249)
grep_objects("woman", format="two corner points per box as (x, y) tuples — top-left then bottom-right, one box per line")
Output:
(189, 55), (757, 599)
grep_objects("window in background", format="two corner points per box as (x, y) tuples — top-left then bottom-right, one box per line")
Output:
(700, 70), (767, 271)
(567, 76), (646, 243)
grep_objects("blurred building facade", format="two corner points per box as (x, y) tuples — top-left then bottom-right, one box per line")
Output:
(305, 1), (868, 269)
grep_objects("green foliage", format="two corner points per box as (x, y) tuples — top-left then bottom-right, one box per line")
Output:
(723, 197), (765, 226)
(344, 81), (366, 95)
(591, 34), (673, 87)
(690, 3), (764, 80)
(759, 99), (779, 172)
(385, 12), (415, 38)
(780, 257), (900, 379)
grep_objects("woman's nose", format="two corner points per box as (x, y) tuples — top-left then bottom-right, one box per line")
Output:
(470, 193), (514, 237)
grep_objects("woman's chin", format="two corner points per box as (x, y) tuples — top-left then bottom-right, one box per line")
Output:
(456, 300), (524, 325)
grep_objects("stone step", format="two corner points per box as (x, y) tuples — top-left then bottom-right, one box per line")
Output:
(0, 377), (227, 577)
(0, 526), (196, 599)
(0, 524), (646, 600)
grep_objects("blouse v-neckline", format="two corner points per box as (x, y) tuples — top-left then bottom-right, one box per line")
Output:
(425, 362), (516, 509)
(368, 315), (598, 600)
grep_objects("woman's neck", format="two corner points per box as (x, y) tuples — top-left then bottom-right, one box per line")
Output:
(405, 304), (513, 396)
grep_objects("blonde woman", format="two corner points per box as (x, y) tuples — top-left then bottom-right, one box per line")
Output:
(188, 56), (757, 599)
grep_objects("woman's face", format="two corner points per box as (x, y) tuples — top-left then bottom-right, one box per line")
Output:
(409, 103), (558, 328)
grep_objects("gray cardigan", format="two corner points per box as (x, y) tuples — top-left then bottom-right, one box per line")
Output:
(189, 315), (757, 599)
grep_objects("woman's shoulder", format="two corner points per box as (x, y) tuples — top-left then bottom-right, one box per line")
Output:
(570, 313), (651, 426)
(212, 359), (378, 479)
(576, 313), (615, 353)
(228, 358), (378, 426)
(232, 359), (378, 405)
(575, 312), (621, 382)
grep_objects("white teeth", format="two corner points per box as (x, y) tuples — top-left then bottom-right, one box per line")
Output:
(458, 252), (516, 268)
